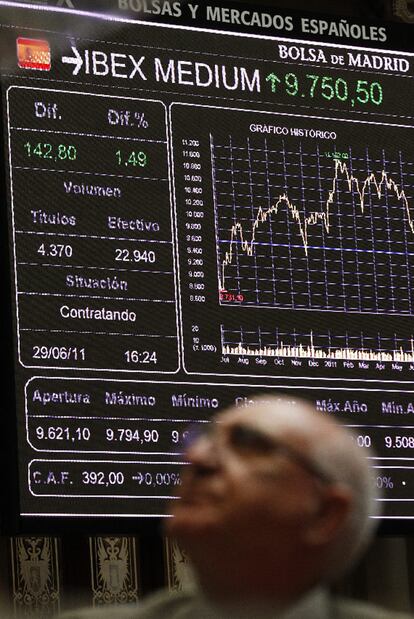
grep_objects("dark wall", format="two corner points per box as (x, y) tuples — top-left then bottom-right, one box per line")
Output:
(1, 535), (414, 616)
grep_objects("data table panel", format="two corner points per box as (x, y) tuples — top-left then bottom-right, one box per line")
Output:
(7, 87), (179, 373)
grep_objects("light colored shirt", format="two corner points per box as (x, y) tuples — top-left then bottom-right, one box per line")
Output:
(60, 586), (414, 619)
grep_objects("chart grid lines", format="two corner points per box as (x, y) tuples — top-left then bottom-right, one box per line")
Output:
(247, 136), (260, 305)
(213, 131), (414, 315)
(349, 145), (362, 313)
(400, 150), (413, 314)
(265, 136), (279, 306)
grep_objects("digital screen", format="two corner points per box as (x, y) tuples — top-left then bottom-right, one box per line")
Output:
(1, 0), (414, 521)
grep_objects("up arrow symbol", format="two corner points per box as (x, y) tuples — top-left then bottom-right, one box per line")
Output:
(62, 46), (83, 75)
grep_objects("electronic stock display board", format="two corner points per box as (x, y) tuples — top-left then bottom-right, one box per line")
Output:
(1, 0), (414, 523)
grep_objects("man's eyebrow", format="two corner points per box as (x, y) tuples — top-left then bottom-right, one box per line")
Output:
(228, 423), (279, 450)
(226, 422), (332, 483)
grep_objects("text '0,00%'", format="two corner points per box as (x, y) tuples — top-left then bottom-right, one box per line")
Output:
(80, 471), (181, 487)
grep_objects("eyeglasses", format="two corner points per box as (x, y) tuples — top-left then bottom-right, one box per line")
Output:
(184, 421), (333, 484)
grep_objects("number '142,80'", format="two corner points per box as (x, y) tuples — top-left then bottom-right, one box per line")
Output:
(24, 142), (77, 160)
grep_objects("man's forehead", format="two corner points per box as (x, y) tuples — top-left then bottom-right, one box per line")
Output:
(216, 399), (317, 438)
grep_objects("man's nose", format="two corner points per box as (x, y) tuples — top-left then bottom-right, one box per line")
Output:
(185, 434), (220, 472)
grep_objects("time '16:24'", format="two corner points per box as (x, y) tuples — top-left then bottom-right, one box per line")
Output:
(125, 350), (157, 364)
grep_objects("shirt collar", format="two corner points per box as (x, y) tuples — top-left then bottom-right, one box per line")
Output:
(193, 587), (330, 619)
(281, 588), (330, 619)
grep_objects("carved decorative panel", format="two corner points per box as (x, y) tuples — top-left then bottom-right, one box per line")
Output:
(10, 537), (60, 617)
(164, 538), (192, 592)
(393, 0), (414, 21)
(89, 537), (139, 607)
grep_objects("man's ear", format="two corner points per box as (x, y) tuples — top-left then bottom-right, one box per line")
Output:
(303, 485), (353, 547)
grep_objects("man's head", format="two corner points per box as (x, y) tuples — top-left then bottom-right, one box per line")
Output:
(166, 395), (379, 604)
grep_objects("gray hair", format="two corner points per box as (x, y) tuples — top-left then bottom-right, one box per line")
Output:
(307, 422), (380, 581)
(247, 395), (380, 580)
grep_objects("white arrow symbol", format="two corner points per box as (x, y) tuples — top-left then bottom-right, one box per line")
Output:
(62, 46), (83, 75)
